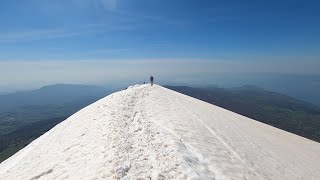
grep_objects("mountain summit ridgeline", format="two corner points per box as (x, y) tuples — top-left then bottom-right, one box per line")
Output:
(0, 84), (319, 179)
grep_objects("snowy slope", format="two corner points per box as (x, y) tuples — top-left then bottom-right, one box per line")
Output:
(0, 84), (319, 180)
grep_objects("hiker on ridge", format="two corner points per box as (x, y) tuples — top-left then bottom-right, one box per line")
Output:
(150, 75), (154, 86)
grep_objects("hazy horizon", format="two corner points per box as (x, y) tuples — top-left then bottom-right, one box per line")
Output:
(1, 73), (320, 107)
(1, 59), (319, 91)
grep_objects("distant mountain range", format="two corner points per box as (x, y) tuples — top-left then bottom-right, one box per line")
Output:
(166, 85), (320, 142)
(0, 84), (109, 113)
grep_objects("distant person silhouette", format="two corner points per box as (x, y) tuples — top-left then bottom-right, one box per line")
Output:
(150, 75), (154, 86)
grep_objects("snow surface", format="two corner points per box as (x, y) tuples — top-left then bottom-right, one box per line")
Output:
(0, 84), (320, 179)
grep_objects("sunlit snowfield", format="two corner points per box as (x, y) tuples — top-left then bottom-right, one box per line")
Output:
(1, 85), (319, 179)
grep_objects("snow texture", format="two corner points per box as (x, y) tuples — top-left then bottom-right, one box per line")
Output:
(0, 84), (319, 179)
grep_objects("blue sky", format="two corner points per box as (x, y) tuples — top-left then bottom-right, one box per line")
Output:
(0, 0), (320, 91)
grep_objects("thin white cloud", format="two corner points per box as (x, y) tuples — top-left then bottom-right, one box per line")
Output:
(0, 22), (135, 43)
(37, 0), (117, 12)
(0, 29), (81, 43)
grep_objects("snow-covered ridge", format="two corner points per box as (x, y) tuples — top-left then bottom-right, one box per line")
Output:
(0, 84), (319, 179)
